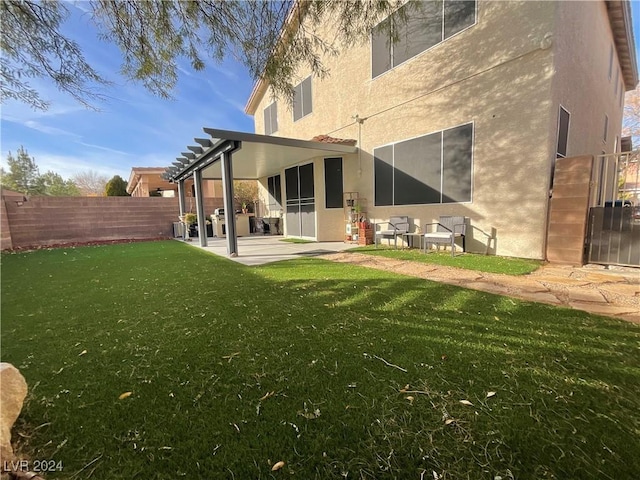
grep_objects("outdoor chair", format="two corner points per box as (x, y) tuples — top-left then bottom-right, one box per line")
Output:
(375, 216), (410, 249)
(423, 216), (468, 256)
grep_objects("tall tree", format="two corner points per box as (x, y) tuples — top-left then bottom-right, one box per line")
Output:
(36, 171), (81, 196)
(0, 147), (81, 196)
(104, 175), (129, 196)
(72, 170), (109, 196)
(623, 89), (640, 148)
(0, 146), (41, 194)
(234, 180), (259, 211)
(1, 0), (400, 110)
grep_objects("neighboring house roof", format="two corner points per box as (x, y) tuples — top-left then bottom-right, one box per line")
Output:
(127, 167), (170, 193)
(245, 0), (639, 114)
(606, 0), (639, 89)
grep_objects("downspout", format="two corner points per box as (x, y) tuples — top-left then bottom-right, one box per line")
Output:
(352, 114), (367, 177)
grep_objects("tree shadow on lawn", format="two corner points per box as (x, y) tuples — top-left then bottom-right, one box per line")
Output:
(1, 243), (639, 479)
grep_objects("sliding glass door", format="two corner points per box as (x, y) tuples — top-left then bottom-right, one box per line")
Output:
(285, 163), (315, 238)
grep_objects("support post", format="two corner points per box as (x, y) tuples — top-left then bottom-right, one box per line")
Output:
(220, 150), (238, 256)
(193, 169), (207, 247)
(177, 180), (186, 216)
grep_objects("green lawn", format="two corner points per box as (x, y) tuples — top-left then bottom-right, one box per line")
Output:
(1, 241), (638, 479)
(349, 246), (543, 275)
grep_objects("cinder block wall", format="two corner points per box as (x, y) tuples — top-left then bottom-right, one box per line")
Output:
(2, 197), (223, 249)
(546, 156), (594, 264)
(1, 199), (13, 250)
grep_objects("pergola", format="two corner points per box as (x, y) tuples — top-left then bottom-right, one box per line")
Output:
(164, 128), (357, 257)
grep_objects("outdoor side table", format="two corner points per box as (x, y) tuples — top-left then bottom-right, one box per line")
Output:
(402, 233), (423, 250)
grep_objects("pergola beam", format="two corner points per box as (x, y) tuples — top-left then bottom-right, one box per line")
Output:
(195, 138), (212, 148)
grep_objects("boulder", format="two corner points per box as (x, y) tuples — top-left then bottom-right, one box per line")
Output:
(0, 363), (28, 463)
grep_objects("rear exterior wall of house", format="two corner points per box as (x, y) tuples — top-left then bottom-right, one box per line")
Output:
(251, 1), (626, 259)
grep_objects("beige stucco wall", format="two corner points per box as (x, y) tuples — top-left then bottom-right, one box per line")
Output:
(551, 1), (626, 160)
(250, 1), (627, 258)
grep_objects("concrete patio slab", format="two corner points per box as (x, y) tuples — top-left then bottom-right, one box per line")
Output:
(181, 235), (354, 266)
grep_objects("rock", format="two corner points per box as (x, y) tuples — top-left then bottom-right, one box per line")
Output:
(0, 363), (28, 464)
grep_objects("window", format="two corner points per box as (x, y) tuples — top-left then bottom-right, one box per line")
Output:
(603, 115), (609, 143)
(374, 123), (473, 206)
(371, 0), (476, 78)
(556, 106), (570, 158)
(608, 44), (613, 80)
(264, 103), (278, 135)
(293, 77), (312, 121)
(324, 158), (343, 208)
(267, 174), (282, 209)
(615, 69), (619, 96)
(620, 83), (625, 107)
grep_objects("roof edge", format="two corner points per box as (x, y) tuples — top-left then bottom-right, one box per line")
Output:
(607, 0), (638, 89)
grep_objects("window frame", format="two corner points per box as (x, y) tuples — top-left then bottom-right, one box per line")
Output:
(264, 102), (278, 135)
(267, 174), (282, 209)
(556, 105), (570, 159)
(292, 76), (313, 122)
(323, 157), (344, 209)
(371, 0), (477, 79)
(608, 44), (614, 81)
(373, 121), (474, 206)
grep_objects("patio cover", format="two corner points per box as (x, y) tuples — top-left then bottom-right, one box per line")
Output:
(164, 128), (357, 257)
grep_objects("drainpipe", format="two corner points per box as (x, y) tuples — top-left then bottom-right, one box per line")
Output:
(352, 114), (366, 177)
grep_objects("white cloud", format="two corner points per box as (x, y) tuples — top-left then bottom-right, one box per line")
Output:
(24, 120), (81, 138)
(78, 142), (131, 156)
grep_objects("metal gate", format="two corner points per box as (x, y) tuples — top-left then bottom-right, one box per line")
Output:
(586, 205), (640, 266)
(586, 151), (640, 266)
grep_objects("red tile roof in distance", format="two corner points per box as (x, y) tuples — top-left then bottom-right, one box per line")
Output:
(310, 135), (357, 146)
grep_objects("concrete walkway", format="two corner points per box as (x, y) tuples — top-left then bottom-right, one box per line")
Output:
(323, 252), (640, 323)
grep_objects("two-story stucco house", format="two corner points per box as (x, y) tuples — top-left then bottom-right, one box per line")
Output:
(166, 0), (637, 260)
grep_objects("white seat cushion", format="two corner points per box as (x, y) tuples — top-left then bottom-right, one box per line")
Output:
(424, 232), (461, 238)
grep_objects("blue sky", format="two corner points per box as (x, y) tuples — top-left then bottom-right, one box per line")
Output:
(0, 1), (255, 180)
(2, 1), (640, 181)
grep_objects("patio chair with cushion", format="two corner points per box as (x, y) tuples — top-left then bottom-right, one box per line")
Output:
(423, 216), (468, 256)
(375, 216), (410, 249)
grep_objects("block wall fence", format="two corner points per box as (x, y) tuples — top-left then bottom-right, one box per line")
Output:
(0, 196), (223, 250)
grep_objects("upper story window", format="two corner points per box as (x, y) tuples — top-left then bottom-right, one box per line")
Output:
(293, 76), (312, 121)
(264, 102), (278, 135)
(372, 0), (477, 78)
(556, 106), (570, 158)
(608, 44), (614, 80)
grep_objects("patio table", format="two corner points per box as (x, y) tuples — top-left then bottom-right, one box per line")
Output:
(402, 232), (423, 250)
